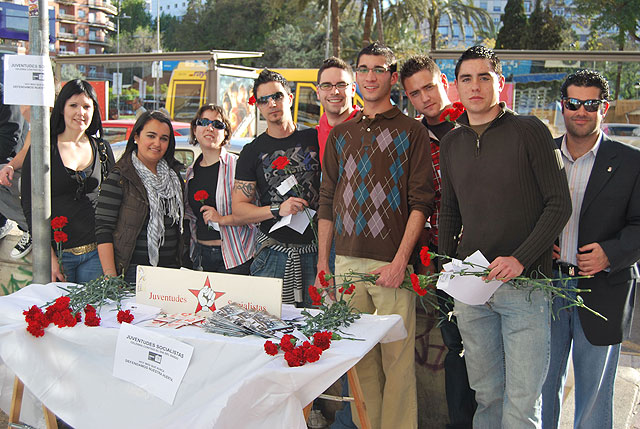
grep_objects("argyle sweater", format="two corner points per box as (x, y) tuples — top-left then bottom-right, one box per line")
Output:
(318, 106), (435, 263)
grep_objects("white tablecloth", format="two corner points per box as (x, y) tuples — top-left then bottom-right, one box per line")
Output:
(0, 283), (406, 429)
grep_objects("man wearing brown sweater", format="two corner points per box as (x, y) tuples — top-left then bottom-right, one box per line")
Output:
(439, 46), (571, 428)
(317, 42), (434, 429)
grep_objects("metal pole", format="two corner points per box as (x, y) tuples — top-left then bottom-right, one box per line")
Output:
(29, 0), (51, 284)
(116, 17), (120, 117)
(156, 0), (161, 110)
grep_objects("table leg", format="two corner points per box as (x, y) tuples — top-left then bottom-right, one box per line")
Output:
(346, 367), (371, 429)
(42, 406), (57, 429)
(9, 376), (24, 425)
(303, 402), (313, 421)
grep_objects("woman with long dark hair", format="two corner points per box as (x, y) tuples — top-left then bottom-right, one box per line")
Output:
(95, 110), (183, 283)
(21, 79), (115, 283)
(184, 104), (256, 274)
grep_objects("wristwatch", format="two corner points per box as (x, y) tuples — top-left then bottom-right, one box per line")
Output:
(270, 203), (281, 220)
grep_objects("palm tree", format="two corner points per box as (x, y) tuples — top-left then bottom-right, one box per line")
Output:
(385, 0), (494, 51)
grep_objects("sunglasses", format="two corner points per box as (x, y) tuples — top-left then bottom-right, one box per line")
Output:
(256, 92), (285, 105)
(562, 97), (606, 113)
(354, 66), (389, 75)
(317, 82), (351, 91)
(196, 118), (226, 129)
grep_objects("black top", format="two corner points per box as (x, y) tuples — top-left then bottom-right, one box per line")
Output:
(187, 161), (221, 241)
(235, 128), (320, 244)
(423, 118), (454, 142)
(22, 136), (115, 249)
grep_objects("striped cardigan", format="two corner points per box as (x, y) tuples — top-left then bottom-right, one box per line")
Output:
(184, 147), (257, 269)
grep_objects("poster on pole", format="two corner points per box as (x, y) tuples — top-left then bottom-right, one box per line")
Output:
(3, 55), (55, 106)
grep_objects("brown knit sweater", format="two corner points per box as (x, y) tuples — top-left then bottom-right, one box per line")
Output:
(439, 104), (571, 276)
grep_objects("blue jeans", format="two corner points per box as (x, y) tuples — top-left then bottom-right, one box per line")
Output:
(541, 272), (620, 429)
(455, 283), (550, 429)
(60, 249), (103, 284)
(194, 242), (252, 275)
(250, 246), (317, 307)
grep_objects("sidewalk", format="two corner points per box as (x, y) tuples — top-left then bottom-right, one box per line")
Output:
(559, 347), (640, 428)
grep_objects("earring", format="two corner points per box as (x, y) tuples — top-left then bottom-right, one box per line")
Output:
(134, 140), (138, 145)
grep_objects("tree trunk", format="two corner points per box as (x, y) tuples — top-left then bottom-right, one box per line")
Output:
(363, 0), (374, 47)
(331, 0), (340, 57)
(374, 0), (384, 43)
(430, 14), (438, 51)
(614, 27), (624, 101)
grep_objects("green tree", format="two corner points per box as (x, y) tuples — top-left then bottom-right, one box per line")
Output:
(573, 0), (640, 99)
(495, 0), (527, 49)
(117, 0), (152, 34)
(384, 0), (494, 51)
(523, 0), (564, 49)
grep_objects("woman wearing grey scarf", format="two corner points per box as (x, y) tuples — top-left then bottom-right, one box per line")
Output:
(96, 111), (184, 283)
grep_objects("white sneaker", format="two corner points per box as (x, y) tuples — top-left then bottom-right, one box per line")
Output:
(307, 409), (328, 429)
(10, 231), (32, 259)
(0, 220), (15, 240)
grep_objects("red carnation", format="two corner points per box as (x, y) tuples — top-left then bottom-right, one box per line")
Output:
(411, 273), (428, 296)
(23, 305), (45, 324)
(312, 331), (332, 351)
(271, 155), (290, 170)
(53, 230), (68, 244)
(117, 309), (134, 324)
(264, 340), (279, 356)
(50, 216), (68, 230)
(194, 190), (209, 203)
(26, 323), (45, 337)
(280, 334), (297, 352)
(308, 285), (323, 306)
(84, 304), (97, 314)
(303, 345), (323, 363)
(284, 347), (306, 367)
(420, 246), (432, 266)
(317, 270), (329, 288)
(345, 284), (355, 294)
(84, 312), (101, 327)
(248, 95), (256, 106)
(439, 104), (465, 123)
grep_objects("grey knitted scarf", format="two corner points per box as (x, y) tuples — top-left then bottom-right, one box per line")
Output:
(132, 152), (183, 266)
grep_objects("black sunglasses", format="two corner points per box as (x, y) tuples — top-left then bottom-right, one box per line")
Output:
(196, 118), (226, 130)
(562, 97), (606, 113)
(256, 91), (285, 105)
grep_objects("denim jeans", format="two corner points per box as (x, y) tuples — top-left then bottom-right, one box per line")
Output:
(194, 242), (252, 275)
(250, 246), (317, 307)
(541, 271), (620, 429)
(455, 283), (550, 429)
(60, 249), (103, 284)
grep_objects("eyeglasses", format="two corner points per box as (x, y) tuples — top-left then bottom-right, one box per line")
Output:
(317, 82), (351, 91)
(256, 91), (285, 105)
(354, 66), (389, 75)
(562, 97), (606, 113)
(196, 118), (226, 129)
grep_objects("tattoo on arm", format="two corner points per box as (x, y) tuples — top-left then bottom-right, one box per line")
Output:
(234, 180), (256, 200)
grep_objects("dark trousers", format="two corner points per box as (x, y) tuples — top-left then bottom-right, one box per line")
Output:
(438, 289), (477, 428)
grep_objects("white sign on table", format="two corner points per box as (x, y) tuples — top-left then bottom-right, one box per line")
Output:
(135, 266), (283, 317)
(3, 54), (55, 106)
(113, 322), (194, 405)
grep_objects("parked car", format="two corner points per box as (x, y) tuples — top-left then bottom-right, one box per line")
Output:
(109, 136), (253, 178)
(102, 119), (192, 145)
(601, 123), (640, 148)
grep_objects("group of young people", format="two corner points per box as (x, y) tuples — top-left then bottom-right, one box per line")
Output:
(10, 41), (640, 429)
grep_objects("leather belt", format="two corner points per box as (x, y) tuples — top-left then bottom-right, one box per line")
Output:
(554, 261), (580, 277)
(63, 242), (97, 255)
